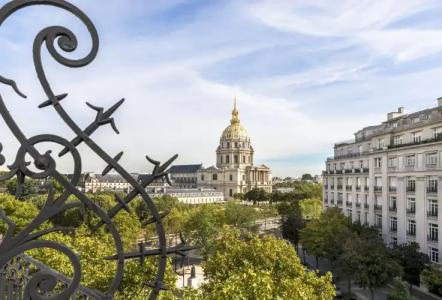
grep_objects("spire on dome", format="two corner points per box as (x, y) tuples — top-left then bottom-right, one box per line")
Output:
(231, 97), (240, 125)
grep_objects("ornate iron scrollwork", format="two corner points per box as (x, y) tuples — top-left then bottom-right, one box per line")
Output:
(0, 0), (189, 299)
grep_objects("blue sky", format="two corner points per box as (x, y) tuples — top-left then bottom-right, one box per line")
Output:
(2, 0), (442, 177)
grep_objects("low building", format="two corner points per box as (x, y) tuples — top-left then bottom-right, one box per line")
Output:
(148, 187), (224, 205)
(168, 164), (202, 188)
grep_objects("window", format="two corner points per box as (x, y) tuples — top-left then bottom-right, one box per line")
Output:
(234, 155), (239, 164)
(390, 216), (397, 231)
(227, 142), (230, 148)
(389, 196), (397, 209)
(201, 175), (205, 181)
(242, 174), (246, 181)
(427, 176), (438, 193)
(407, 220), (416, 236)
(375, 176), (382, 187)
(433, 126), (442, 139)
(229, 174), (233, 181)
(405, 155), (416, 167)
(374, 157), (382, 168)
(359, 160), (364, 168)
(429, 247), (439, 263)
(407, 197), (416, 213)
(376, 214), (382, 228)
(388, 157), (397, 168)
(407, 178), (416, 192)
(393, 135), (402, 145)
(356, 211), (361, 223)
(358, 145), (363, 154)
(226, 155), (230, 163)
(428, 199), (438, 217)
(378, 138), (385, 149)
(235, 142), (238, 148)
(391, 237), (398, 246)
(426, 152), (438, 166)
(242, 156), (246, 163)
(412, 131), (422, 143)
(429, 223), (439, 242)
(364, 212), (368, 224)
(212, 174), (218, 181)
(229, 189), (233, 197)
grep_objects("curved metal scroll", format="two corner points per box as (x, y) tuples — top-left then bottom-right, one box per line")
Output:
(0, 1), (183, 299)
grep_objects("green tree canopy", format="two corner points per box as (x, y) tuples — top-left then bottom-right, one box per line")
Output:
(200, 226), (335, 300)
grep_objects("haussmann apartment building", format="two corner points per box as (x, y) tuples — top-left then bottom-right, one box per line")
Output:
(323, 98), (442, 265)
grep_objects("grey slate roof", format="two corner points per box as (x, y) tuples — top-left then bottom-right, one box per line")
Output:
(168, 164), (203, 174)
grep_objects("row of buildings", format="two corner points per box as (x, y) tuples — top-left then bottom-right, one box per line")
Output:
(323, 98), (442, 265)
(77, 100), (272, 203)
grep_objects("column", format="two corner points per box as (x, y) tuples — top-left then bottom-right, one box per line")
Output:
(415, 176), (426, 248)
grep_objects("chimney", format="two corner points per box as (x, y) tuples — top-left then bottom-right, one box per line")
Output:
(437, 97), (442, 107)
(398, 107), (404, 113)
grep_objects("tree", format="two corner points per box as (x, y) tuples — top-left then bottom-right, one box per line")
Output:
(300, 207), (351, 268)
(244, 188), (269, 205)
(278, 200), (304, 255)
(200, 226), (335, 300)
(301, 173), (313, 181)
(6, 177), (39, 197)
(422, 266), (442, 296)
(341, 234), (401, 300)
(223, 201), (258, 232)
(387, 280), (412, 300)
(299, 198), (322, 220)
(391, 242), (429, 294)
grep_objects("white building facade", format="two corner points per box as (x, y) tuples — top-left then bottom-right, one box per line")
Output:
(323, 99), (442, 265)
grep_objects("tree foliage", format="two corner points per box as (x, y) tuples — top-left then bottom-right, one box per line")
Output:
(199, 226), (335, 300)
(422, 266), (442, 296)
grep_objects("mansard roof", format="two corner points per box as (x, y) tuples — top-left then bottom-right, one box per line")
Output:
(168, 164), (203, 174)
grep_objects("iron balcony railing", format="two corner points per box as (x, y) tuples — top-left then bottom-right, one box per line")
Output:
(374, 204), (382, 210)
(364, 203), (369, 209)
(337, 185), (343, 190)
(406, 186), (416, 193)
(356, 185), (361, 191)
(388, 134), (442, 150)
(427, 187), (438, 193)
(389, 186), (397, 192)
(346, 185), (352, 191)
(407, 208), (416, 214)
(356, 202), (361, 208)
(364, 186), (369, 191)
(390, 226), (397, 232)
(427, 235), (439, 242)
(337, 200), (343, 205)
(330, 185), (335, 189)
(427, 210), (438, 218)
(389, 205), (397, 212)
(326, 151), (369, 161)
(346, 201), (353, 206)
(407, 231), (416, 237)
(374, 186), (382, 192)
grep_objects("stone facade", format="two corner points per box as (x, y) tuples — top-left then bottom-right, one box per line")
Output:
(323, 98), (442, 265)
(197, 99), (272, 199)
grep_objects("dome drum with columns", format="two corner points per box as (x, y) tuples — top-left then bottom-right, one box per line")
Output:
(197, 99), (272, 199)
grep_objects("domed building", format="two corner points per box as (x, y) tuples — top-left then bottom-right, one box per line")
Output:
(197, 99), (272, 199)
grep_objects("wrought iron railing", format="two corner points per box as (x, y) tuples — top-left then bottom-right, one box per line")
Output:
(0, 1), (196, 299)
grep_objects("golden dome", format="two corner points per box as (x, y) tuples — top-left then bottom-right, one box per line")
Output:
(221, 98), (249, 140)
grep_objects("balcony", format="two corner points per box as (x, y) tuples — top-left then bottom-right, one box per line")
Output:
(374, 204), (382, 210)
(362, 168), (369, 173)
(427, 210), (438, 218)
(390, 227), (397, 232)
(407, 231), (416, 237)
(336, 170), (343, 174)
(389, 205), (397, 212)
(337, 185), (343, 190)
(356, 185), (361, 191)
(364, 186), (369, 192)
(427, 187), (438, 194)
(330, 185), (335, 189)
(346, 201), (353, 206)
(374, 186), (382, 192)
(344, 169), (353, 174)
(364, 203), (369, 209)
(389, 186), (397, 193)
(330, 200), (335, 205)
(406, 208), (416, 214)
(425, 163), (438, 169)
(346, 185), (352, 191)
(406, 186), (416, 193)
(388, 166), (397, 172)
(326, 152), (369, 161)
(354, 168), (361, 174)
(356, 202), (361, 208)
(388, 134), (442, 150)
(427, 235), (439, 243)
(337, 200), (343, 205)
